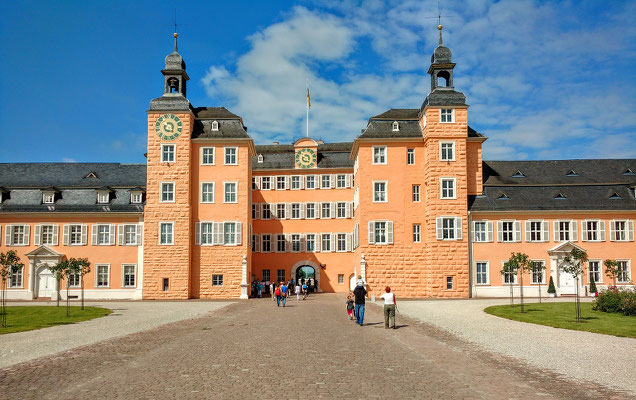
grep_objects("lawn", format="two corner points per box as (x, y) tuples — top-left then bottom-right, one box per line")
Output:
(484, 302), (636, 338)
(0, 306), (112, 334)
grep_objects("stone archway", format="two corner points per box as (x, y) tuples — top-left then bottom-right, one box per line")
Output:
(291, 260), (322, 293)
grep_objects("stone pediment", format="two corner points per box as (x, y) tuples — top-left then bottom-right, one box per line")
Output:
(25, 245), (64, 258)
(547, 241), (586, 255)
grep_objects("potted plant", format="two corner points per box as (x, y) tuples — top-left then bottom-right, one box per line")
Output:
(589, 278), (598, 297)
(547, 276), (556, 298)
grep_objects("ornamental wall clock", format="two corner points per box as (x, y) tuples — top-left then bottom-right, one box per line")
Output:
(295, 148), (317, 168)
(155, 114), (183, 141)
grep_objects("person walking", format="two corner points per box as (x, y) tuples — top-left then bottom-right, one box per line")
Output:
(275, 284), (282, 307)
(287, 281), (293, 301)
(380, 286), (397, 329)
(257, 281), (263, 298)
(353, 280), (367, 326)
(295, 283), (301, 301)
(301, 282), (308, 300)
(271, 282), (276, 301)
(346, 294), (354, 320)
(280, 281), (288, 307)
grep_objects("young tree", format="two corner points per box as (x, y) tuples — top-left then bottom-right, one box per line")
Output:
(563, 248), (588, 322)
(49, 260), (70, 308)
(500, 260), (518, 307)
(529, 260), (547, 303)
(604, 259), (619, 286)
(506, 252), (531, 312)
(0, 251), (24, 328)
(72, 258), (91, 311)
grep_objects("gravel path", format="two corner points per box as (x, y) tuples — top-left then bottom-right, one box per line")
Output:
(391, 298), (636, 395)
(0, 300), (232, 368)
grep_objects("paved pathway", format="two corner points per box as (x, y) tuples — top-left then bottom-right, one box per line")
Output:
(0, 300), (232, 368)
(392, 298), (636, 395)
(0, 294), (632, 399)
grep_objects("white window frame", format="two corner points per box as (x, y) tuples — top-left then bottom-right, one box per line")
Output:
(223, 222), (239, 246)
(588, 260), (602, 284)
(392, 121), (399, 131)
(525, 220), (549, 243)
(372, 146), (387, 165)
(321, 175), (332, 189)
(211, 120), (219, 131)
(439, 141), (456, 161)
(412, 185), (420, 202)
(610, 219), (634, 242)
(199, 222), (214, 245)
(261, 234), (271, 253)
(212, 274), (224, 286)
(95, 264), (110, 288)
(201, 182), (215, 203)
(336, 202), (347, 219)
(276, 176), (287, 190)
(160, 181), (175, 203)
(67, 224), (85, 246)
(130, 192), (143, 204)
(291, 175), (302, 190)
(472, 220), (493, 243)
(160, 143), (176, 163)
(94, 223), (114, 246)
(440, 108), (455, 123)
(373, 180), (388, 203)
(582, 219), (605, 242)
(413, 224), (421, 243)
(436, 216), (462, 241)
(37, 224), (58, 246)
(554, 220), (578, 242)
(440, 177), (456, 199)
(305, 203), (316, 219)
(336, 233), (347, 252)
(42, 192), (55, 204)
(291, 203), (301, 219)
(261, 204), (271, 220)
(321, 202), (331, 219)
(498, 220), (521, 243)
(96, 191), (110, 204)
(158, 222), (174, 245)
(119, 224), (140, 246)
(305, 175), (316, 190)
(291, 234), (301, 253)
(8, 265), (24, 288)
(261, 176), (271, 190)
(305, 234), (316, 253)
(224, 146), (238, 165)
(475, 261), (489, 285)
(616, 260), (631, 283)
(530, 260), (546, 284)
(223, 181), (238, 203)
(502, 260), (518, 284)
(122, 264), (137, 288)
(321, 233), (332, 253)
(201, 146), (215, 165)
(407, 148), (415, 165)
(336, 174), (347, 189)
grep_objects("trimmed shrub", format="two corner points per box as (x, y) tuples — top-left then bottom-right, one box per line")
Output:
(622, 290), (636, 316)
(547, 276), (556, 294)
(594, 287), (636, 316)
(589, 278), (597, 294)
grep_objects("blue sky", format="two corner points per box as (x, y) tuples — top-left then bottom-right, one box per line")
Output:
(1, 0), (634, 163)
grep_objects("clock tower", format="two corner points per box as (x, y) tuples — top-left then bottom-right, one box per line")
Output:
(144, 33), (195, 299)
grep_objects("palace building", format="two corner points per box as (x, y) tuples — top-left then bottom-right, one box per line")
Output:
(1, 30), (635, 300)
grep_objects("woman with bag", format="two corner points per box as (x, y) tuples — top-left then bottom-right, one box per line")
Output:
(380, 286), (397, 329)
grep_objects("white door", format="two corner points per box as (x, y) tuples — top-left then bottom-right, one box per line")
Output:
(559, 266), (575, 295)
(38, 268), (55, 297)
(349, 274), (356, 291)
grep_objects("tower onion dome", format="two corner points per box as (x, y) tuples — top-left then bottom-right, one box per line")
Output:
(165, 32), (186, 70)
(431, 25), (452, 64)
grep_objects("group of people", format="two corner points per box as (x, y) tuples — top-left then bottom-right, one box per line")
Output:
(250, 278), (314, 306)
(346, 277), (397, 329)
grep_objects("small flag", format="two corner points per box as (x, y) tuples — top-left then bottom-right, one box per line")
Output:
(307, 87), (311, 110)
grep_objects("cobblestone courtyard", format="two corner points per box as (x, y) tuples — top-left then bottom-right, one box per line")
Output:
(0, 294), (632, 399)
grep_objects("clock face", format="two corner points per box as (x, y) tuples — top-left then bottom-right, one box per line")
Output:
(155, 114), (183, 141)
(295, 148), (317, 169)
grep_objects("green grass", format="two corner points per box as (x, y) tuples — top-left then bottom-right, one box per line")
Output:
(0, 306), (112, 334)
(484, 302), (636, 338)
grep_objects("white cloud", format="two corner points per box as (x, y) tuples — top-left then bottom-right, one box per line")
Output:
(200, 1), (636, 159)
(62, 158), (77, 163)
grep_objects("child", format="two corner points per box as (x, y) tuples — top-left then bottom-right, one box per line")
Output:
(346, 295), (354, 320)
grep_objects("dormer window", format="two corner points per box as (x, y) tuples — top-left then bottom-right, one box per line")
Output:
(257, 154), (264, 163)
(623, 168), (635, 176)
(130, 191), (143, 204)
(566, 170), (579, 177)
(97, 190), (110, 204)
(609, 192), (622, 200)
(84, 172), (98, 179)
(42, 192), (55, 204)
(392, 121), (399, 131)
(554, 193), (567, 200)
(511, 170), (525, 178)
(498, 193), (510, 200)
(212, 121), (219, 131)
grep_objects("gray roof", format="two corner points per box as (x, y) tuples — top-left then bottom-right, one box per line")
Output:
(432, 45), (453, 64)
(253, 143), (353, 170)
(191, 107), (250, 139)
(420, 88), (466, 108)
(0, 188), (145, 213)
(359, 109), (483, 139)
(0, 163), (146, 188)
(194, 107), (240, 119)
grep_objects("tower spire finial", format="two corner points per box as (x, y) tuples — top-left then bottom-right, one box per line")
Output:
(438, 24), (443, 45)
(173, 32), (178, 53)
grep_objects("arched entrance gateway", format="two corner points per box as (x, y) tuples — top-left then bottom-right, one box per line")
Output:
(290, 260), (321, 292)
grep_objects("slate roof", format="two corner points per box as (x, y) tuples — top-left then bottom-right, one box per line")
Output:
(191, 107), (250, 139)
(253, 143), (353, 170)
(193, 107), (240, 119)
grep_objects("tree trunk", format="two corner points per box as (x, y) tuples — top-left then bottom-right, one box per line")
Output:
(520, 272), (525, 313)
(1, 280), (6, 328)
(56, 278), (60, 307)
(81, 275), (84, 311)
(66, 282), (70, 317)
(538, 281), (542, 304)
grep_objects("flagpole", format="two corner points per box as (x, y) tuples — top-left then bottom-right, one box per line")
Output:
(306, 79), (309, 138)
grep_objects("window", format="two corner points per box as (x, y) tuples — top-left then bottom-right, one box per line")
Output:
(96, 224), (111, 245)
(291, 203), (301, 219)
(224, 223), (237, 245)
(9, 266), (23, 288)
(291, 176), (302, 190)
(589, 260), (601, 283)
(119, 224), (137, 246)
(368, 221), (394, 245)
(475, 262), (489, 285)
(212, 274), (224, 286)
(159, 222), (174, 245)
(337, 202), (346, 218)
(525, 220), (548, 242)
(224, 147), (238, 165)
(96, 265), (109, 288)
(277, 269), (285, 283)
(261, 204), (271, 220)
(440, 142), (455, 161)
(321, 202), (331, 219)
(413, 224), (421, 243)
(277, 234), (286, 252)
(554, 220), (577, 242)
(67, 272), (80, 287)
(43, 192), (55, 204)
(160, 182), (175, 202)
(473, 221), (493, 242)
(373, 146), (387, 164)
(501, 221), (514, 242)
(610, 220), (634, 241)
(446, 276), (454, 290)
(201, 147), (215, 165)
(123, 265), (136, 287)
(200, 222), (213, 245)
(440, 178), (456, 199)
(305, 175), (316, 190)
(291, 234), (301, 252)
(375, 221), (387, 244)
(617, 261), (630, 283)
(337, 233), (347, 252)
(441, 218), (454, 240)
(39, 225), (56, 245)
(131, 192), (143, 204)
(440, 108), (454, 123)
(211, 120), (219, 131)
(163, 278), (169, 291)
(261, 176), (271, 190)
(337, 174), (346, 188)
(69, 224), (83, 245)
(373, 181), (387, 202)
(201, 182), (215, 203)
(97, 191), (110, 204)
(261, 234), (271, 252)
(305, 203), (316, 219)
(412, 185), (420, 202)
(262, 269), (270, 281)
(583, 220), (605, 242)
(224, 182), (237, 203)
(161, 144), (175, 163)
(407, 149), (415, 165)
(435, 217), (463, 241)
(321, 175), (332, 189)
(305, 234), (315, 252)
(531, 261), (545, 284)
(338, 274), (344, 284)
(321, 234), (332, 252)
(276, 203), (286, 219)
(503, 268), (517, 284)
(392, 121), (399, 131)
(8, 225), (27, 246)
(276, 176), (286, 190)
